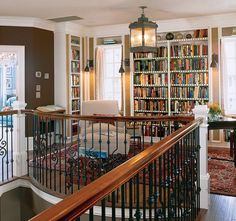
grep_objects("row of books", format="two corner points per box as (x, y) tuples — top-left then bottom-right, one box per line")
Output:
(134, 87), (168, 98)
(170, 44), (208, 57)
(71, 61), (80, 73)
(134, 60), (167, 72)
(170, 100), (196, 113)
(71, 87), (80, 98)
(72, 100), (80, 111)
(170, 86), (208, 99)
(71, 48), (80, 60)
(170, 72), (208, 85)
(134, 100), (167, 112)
(133, 47), (168, 58)
(142, 125), (166, 137)
(71, 75), (80, 86)
(170, 58), (208, 71)
(133, 73), (168, 85)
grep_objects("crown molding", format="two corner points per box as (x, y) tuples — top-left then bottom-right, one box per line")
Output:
(89, 12), (236, 37)
(0, 16), (55, 31)
(1, 12), (236, 36)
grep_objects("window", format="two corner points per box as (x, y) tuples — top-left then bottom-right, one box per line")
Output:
(102, 45), (122, 109)
(0, 52), (17, 110)
(221, 37), (236, 115)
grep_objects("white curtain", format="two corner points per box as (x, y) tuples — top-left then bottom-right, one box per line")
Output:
(95, 47), (105, 100)
(221, 37), (236, 115)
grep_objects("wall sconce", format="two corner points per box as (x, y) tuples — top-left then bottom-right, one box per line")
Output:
(210, 53), (218, 68)
(119, 45), (125, 74)
(84, 59), (93, 72)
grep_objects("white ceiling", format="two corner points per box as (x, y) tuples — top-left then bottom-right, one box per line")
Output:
(1, 0), (236, 27)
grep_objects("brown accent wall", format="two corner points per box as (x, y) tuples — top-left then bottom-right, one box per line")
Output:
(0, 26), (54, 109)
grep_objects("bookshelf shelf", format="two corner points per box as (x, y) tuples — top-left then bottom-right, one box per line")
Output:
(67, 34), (82, 135)
(131, 28), (209, 117)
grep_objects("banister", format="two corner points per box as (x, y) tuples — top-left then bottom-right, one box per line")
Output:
(0, 110), (18, 116)
(30, 117), (203, 221)
(23, 109), (194, 122)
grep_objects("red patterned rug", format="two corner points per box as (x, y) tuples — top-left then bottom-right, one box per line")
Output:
(208, 147), (236, 196)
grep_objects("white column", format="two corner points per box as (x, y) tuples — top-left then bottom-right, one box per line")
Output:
(12, 101), (27, 177)
(192, 105), (210, 209)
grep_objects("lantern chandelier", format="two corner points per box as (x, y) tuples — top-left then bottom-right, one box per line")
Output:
(129, 6), (158, 53)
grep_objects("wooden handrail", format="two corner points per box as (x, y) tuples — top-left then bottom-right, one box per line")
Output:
(23, 109), (194, 122)
(0, 110), (18, 116)
(30, 117), (202, 221)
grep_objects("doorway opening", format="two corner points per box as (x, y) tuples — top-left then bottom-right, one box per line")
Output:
(0, 46), (25, 110)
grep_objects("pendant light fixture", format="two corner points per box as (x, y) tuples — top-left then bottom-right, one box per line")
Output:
(129, 6), (158, 53)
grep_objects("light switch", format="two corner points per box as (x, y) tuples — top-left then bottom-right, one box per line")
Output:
(35, 71), (41, 78)
(36, 84), (41, 91)
(36, 91), (40, 99)
(44, 73), (49, 79)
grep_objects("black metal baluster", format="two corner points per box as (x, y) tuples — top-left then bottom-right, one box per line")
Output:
(6, 117), (9, 180)
(153, 160), (157, 221)
(167, 149), (171, 220)
(59, 119), (62, 193)
(112, 191), (116, 221)
(89, 207), (94, 221)
(45, 118), (49, 187)
(101, 198), (106, 221)
(174, 143), (178, 221)
(190, 132), (194, 221)
(121, 184), (125, 221)
(148, 163), (153, 221)
(158, 155), (164, 220)
(129, 178), (133, 221)
(26, 115), (29, 177)
(0, 116), (3, 182)
(124, 121), (127, 156)
(163, 152), (166, 220)
(10, 114), (13, 179)
(64, 119), (68, 195)
(99, 122), (102, 177)
(150, 122), (153, 145)
(196, 127), (200, 214)
(135, 173), (141, 221)
(39, 117), (42, 183)
(32, 115), (36, 179)
(77, 119), (81, 191)
(49, 117), (52, 190)
(142, 122), (145, 151)
(142, 167), (146, 221)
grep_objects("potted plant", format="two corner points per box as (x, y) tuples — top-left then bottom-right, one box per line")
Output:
(208, 103), (221, 121)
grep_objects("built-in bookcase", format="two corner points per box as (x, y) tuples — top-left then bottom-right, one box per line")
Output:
(131, 29), (209, 117)
(67, 35), (82, 135)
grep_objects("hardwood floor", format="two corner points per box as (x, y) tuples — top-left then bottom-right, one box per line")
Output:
(199, 194), (236, 221)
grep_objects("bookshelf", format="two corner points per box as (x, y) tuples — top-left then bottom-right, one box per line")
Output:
(67, 35), (82, 135)
(131, 29), (209, 117)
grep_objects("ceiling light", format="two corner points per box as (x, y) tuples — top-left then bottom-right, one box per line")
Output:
(129, 6), (158, 53)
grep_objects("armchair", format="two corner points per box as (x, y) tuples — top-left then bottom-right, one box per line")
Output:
(80, 100), (130, 156)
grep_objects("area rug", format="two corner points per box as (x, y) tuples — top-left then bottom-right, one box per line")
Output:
(208, 147), (236, 196)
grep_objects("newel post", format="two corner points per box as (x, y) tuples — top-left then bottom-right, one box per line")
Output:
(193, 105), (210, 209)
(12, 101), (27, 177)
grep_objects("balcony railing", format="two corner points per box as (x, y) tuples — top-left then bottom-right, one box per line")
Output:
(0, 104), (209, 221)
(23, 110), (193, 196)
(30, 117), (203, 221)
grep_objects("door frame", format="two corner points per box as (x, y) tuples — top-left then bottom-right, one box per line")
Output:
(0, 45), (25, 103)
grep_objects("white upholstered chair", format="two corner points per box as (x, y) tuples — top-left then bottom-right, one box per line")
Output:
(80, 100), (130, 156)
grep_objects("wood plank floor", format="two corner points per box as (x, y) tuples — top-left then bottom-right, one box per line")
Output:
(199, 194), (236, 221)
